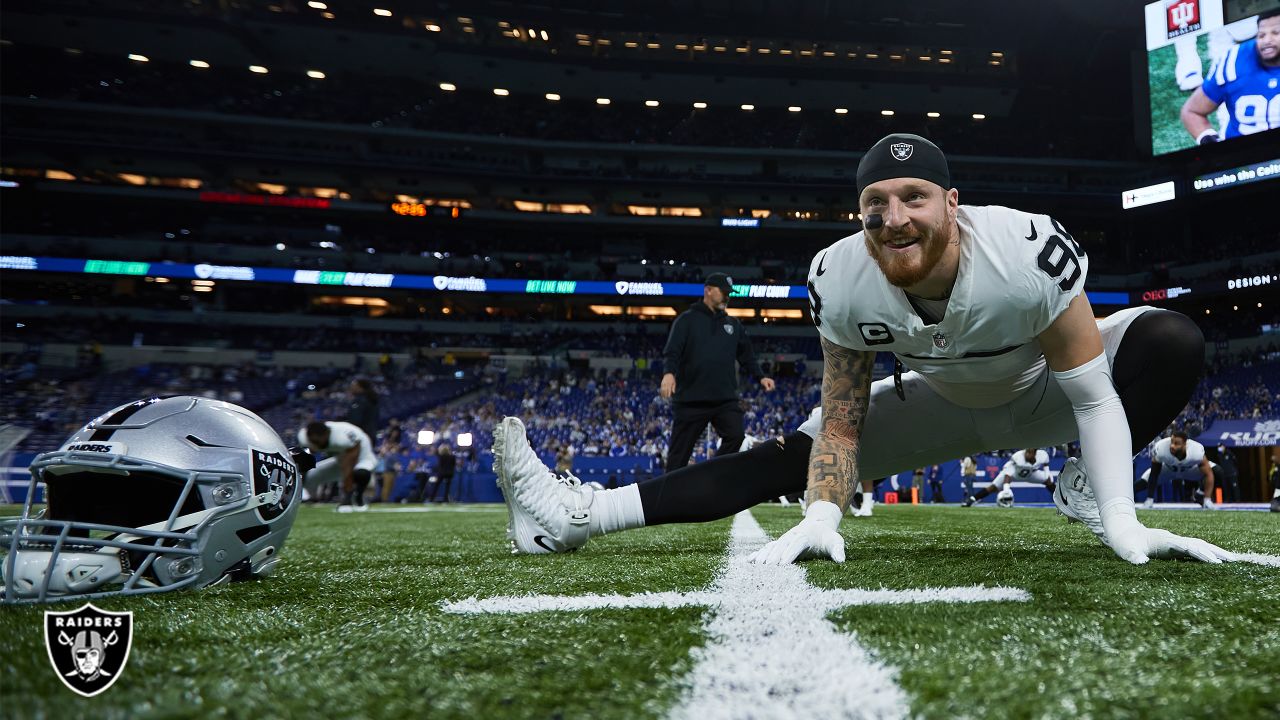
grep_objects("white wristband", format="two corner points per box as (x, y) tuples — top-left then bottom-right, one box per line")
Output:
(1195, 128), (1219, 144)
(804, 499), (844, 528)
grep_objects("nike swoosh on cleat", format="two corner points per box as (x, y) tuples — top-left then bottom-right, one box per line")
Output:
(533, 535), (558, 552)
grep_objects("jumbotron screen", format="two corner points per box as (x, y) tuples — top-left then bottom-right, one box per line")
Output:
(1143, 0), (1279, 155)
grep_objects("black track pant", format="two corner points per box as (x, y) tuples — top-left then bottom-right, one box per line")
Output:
(664, 399), (745, 472)
(640, 310), (1203, 525)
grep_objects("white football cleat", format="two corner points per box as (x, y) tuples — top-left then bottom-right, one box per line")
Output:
(1202, 497), (1219, 510)
(1142, 497), (1155, 510)
(852, 495), (874, 517)
(493, 417), (594, 554)
(1053, 458), (1108, 546)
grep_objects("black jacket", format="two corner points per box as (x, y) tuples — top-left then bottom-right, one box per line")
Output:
(346, 394), (380, 440)
(663, 302), (765, 403)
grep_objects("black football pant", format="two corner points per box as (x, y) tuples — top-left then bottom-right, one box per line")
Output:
(641, 310), (1203, 525)
(664, 399), (745, 472)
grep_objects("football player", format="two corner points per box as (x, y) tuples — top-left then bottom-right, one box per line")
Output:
(298, 420), (377, 513)
(1135, 430), (1218, 509)
(1180, 10), (1280, 144)
(1269, 447), (1280, 513)
(495, 133), (1236, 567)
(962, 448), (1054, 508)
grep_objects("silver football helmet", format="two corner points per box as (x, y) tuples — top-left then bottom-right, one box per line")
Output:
(1, 396), (309, 603)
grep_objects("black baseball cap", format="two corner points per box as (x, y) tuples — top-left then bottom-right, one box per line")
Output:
(704, 272), (734, 293)
(856, 133), (950, 196)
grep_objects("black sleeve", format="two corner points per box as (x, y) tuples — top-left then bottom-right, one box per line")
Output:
(663, 314), (690, 375)
(736, 322), (765, 378)
(1149, 461), (1163, 484)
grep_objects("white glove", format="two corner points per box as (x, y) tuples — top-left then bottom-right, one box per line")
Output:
(1101, 502), (1237, 565)
(748, 500), (846, 565)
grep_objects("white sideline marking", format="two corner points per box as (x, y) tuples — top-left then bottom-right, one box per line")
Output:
(1234, 553), (1280, 568)
(365, 506), (503, 514)
(442, 511), (1031, 719)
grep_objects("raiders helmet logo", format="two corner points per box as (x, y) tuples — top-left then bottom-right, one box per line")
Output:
(45, 603), (133, 697)
(251, 448), (300, 522)
(890, 143), (914, 161)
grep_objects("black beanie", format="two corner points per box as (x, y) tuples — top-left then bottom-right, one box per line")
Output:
(856, 133), (950, 196)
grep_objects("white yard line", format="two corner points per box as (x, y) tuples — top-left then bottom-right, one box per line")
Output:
(443, 510), (1031, 720)
(363, 506), (503, 513)
(669, 511), (914, 720)
(1234, 553), (1280, 567)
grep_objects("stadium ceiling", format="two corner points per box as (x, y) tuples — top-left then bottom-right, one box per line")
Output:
(402, 0), (1139, 48)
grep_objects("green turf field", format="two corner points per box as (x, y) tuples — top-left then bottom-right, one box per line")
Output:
(1148, 35), (1219, 156)
(2, 503), (1278, 719)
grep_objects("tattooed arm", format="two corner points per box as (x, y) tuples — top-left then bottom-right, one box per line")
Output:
(806, 337), (876, 510)
(749, 337), (874, 565)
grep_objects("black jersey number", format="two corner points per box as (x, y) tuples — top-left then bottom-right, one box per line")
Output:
(807, 279), (824, 327)
(1037, 235), (1082, 292)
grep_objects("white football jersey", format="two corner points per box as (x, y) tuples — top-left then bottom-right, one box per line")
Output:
(807, 205), (1088, 408)
(1151, 437), (1205, 474)
(1002, 449), (1051, 480)
(297, 420), (377, 470)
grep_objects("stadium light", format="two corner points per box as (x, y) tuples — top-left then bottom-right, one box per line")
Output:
(545, 92), (561, 101)
(425, 23), (442, 31)
(457, 432), (473, 448)
(439, 82), (456, 91)
(972, 113), (986, 120)
(373, 8), (392, 17)
(128, 54), (149, 62)
(418, 430), (436, 445)
(493, 88), (509, 96)
(880, 110), (894, 116)
(307, 1), (326, 8)
(927, 111), (941, 118)
(540, 30), (548, 41)
(834, 108), (849, 114)
(306, 70), (325, 79)
(740, 104), (754, 111)
(645, 100), (660, 107)
(249, 65), (269, 74)
(788, 106), (802, 112)
(189, 60), (210, 68)
(596, 97), (611, 105)
(693, 101), (707, 109)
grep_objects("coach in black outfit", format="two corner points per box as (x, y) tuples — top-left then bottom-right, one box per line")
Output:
(661, 272), (775, 471)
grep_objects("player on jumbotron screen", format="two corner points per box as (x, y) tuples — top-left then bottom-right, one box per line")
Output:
(1180, 9), (1280, 143)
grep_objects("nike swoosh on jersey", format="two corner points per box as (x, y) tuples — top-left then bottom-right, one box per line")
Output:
(815, 250), (829, 276)
(1025, 220), (1037, 241)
